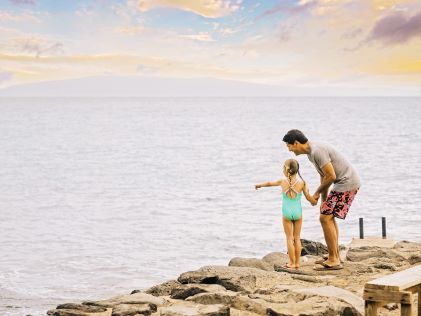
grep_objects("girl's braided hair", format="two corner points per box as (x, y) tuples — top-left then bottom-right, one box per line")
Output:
(284, 159), (305, 184)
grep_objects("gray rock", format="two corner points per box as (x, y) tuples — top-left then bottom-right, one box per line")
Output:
(300, 239), (328, 256)
(373, 262), (397, 271)
(145, 280), (181, 297)
(228, 257), (274, 271)
(83, 292), (165, 309)
(267, 301), (357, 316)
(293, 285), (363, 316)
(231, 295), (279, 315)
(261, 252), (289, 268)
(111, 303), (153, 316)
(159, 304), (229, 316)
(171, 284), (227, 300)
(346, 246), (404, 262)
(56, 304), (107, 313)
(178, 266), (289, 293)
(393, 240), (421, 250)
(47, 309), (111, 316)
(231, 292), (360, 316)
(408, 254), (421, 265)
(290, 274), (322, 283)
(186, 291), (238, 305)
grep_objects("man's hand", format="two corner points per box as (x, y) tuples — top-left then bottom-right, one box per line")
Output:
(255, 185), (261, 190)
(312, 191), (320, 203)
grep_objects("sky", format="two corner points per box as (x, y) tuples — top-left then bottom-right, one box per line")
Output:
(0, 0), (421, 95)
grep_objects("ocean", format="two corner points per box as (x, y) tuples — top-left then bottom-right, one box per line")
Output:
(0, 97), (420, 315)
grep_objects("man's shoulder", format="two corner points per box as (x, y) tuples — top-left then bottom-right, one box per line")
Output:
(309, 141), (331, 156)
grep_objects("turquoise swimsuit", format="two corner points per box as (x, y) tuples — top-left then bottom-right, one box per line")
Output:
(282, 178), (303, 221)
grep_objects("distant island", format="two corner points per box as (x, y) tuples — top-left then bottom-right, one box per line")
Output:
(1, 76), (419, 97)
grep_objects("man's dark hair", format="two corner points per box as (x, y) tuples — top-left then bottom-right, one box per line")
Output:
(282, 129), (308, 145)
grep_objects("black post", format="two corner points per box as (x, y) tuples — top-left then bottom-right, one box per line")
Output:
(359, 218), (364, 239)
(382, 217), (386, 239)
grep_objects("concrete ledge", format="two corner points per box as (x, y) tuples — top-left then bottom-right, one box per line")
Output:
(349, 237), (397, 249)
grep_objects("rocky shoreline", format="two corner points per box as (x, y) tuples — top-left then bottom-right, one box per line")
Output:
(46, 238), (421, 316)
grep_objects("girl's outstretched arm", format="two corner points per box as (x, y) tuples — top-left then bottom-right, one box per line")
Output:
(255, 180), (282, 190)
(303, 182), (318, 205)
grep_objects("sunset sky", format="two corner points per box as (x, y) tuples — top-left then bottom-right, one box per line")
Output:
(0, 0), (420, 95)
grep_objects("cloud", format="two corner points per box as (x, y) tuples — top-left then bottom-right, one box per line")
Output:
(136, 64), (159, 74)
(114, 25), (145, 35)
(2, 37), (64, 57)
(0, 10), (42, 23)
(131, 0), (242, 18)
(9, 0), (35, 4)
(218, 27), (239, 36)
(258, 1), (317, 19)
(0, 71), (14, 83)
(76, 7), (96, 17)
(367, 11), (421, 44)
(343, 28), (363, 39)
(179, 32), (215, 42)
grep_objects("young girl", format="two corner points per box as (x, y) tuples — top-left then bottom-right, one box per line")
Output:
(255, 159), (317, 270)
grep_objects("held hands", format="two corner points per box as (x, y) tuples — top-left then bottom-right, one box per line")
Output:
(311, 191), (320, 206)
(309, 197), (318, 206)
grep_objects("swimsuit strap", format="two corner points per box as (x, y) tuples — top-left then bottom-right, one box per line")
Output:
(283, 177), (300, 194)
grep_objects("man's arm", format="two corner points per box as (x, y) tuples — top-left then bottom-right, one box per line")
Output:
(313, 163), (336, 200)
(319, 175), (328, 202)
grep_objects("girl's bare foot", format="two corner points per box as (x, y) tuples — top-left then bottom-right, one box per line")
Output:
(282, 263), (295, 269)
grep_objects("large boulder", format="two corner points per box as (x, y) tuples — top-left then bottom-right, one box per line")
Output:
(178, 266), (290, 293)
(145, 280), (182, 297)
(186, 291), (239, 305)
(230, 291), (360, 316)
(159, 303), (229, 316)
(228, 257), (274, 271)
(47, 306), (111, 316)
(346, 246), (405, 262)
(83, 292), (165, 309)
(170, 284), (227, 300)
(293, 285), (363, 315)
(393, 240), (421, 264)
(111, 303), (154, 316)
(47, 304), (111, 316)
(300, 239), (328, 256)
(261, 252), (289, 268)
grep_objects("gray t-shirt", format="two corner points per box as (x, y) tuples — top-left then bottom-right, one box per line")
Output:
(307, 141), (361, 192)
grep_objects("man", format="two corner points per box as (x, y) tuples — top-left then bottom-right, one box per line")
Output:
(283, 129), (360, 270)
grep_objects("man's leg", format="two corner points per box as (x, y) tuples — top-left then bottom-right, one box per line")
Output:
(333, 218), (341, 261)
(320, 214), (340, 266)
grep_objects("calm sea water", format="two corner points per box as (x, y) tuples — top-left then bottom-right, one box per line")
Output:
(0, 97), (420, 315)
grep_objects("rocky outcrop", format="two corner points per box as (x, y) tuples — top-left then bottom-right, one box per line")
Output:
(228, 257), (274, 271)
(144, 280), (182, 297)
(300, 239), (329, 256)
(46, 239), (421, 316)
(261, 252), (289, 269)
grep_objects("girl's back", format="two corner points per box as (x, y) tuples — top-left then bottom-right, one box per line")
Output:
(281, 177), (303, 221)
(280, 177), (304, 199)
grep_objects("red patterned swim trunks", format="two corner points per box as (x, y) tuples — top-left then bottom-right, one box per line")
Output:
(320, 188), (359, 219)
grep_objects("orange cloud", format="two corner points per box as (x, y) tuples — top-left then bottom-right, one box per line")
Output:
(131, 0), (242, 18)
